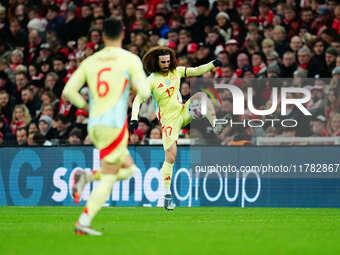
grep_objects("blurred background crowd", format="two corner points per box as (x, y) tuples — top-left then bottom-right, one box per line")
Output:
(0, 0), (339, 146)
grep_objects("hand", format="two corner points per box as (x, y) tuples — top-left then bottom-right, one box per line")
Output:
(213, 59), (223, 67)
(129, 120), (138, 133)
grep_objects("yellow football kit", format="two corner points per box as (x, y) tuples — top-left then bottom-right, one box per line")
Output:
(132, 61), (215, 150)
(63, 46), (150, 163)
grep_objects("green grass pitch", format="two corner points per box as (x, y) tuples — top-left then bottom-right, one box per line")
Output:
(1, 207), (340, 255)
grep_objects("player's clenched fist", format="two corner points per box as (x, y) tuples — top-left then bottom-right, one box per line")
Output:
(212, 59), (223, 67)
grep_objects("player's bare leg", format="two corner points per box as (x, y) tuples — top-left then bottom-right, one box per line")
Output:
(75, 160), (121, 236)
(72, 155), (136, 204)
(162, 142), (177, 210)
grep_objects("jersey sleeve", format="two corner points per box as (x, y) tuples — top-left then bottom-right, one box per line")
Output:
(179, 61), (215, 78)
(131, 75), (153, 121)
(129, 55), (151, 101)
(176, 66), (186, 78)
(62, 63), (87, 109)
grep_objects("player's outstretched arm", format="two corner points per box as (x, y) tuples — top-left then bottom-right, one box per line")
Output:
(131, 94), (144, 121)
(62, 64), (88, 110)
(183, 59), (222, 77)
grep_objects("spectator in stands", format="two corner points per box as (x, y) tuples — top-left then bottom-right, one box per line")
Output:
(273, 25), (290, 57)
(177, 29), (192, 57)
(84, 42), (96, 57)
(153, 14), (169, 38)
(216, 51), (229, 67)
(33, 132), (52, 146)
(46, 5), (64, 35)
(135, 32), (150, 57)
(266, 51), (280, 66)
(267, 62), (281, 78)
(44, 72), (63, 98)
(196, 0), (215, 28)
(38, 115), (55, 141)
(74, 109), (88, 139)
(180, 82), (190, 103)
(88, 29), (102, 49)
(262, 39), (275, 58)
(27, 29), (42, 65)
(10, 104), (31, 135)
(324, 47), (337, 77)
(300, 7), (314, 33)
(15, 126), (27, 146)
(283, 5), (299, 40)
(0, 90), (15, 122)
(329, 113), (340, 136)
(236, 53), (250, 77)
(326, 87), (340, 118)
(307, 86), (326, 116)
(6, 18), (27, 49)
(67, 127), (83, 145)
(54, 114), (73, 144)
(332, 40), (340, 55)
(297, 47), (320, 78)
(27, 130), (36, 146)
(41, 91), (57, 106)
(58, 95), (76, 122)
(225, 39), (239, 68)
(251, 52), (267, 77)
(28, 121), (38, 134)
(331, 5), (340, 35)
(289, 36), (303, 54)
(40, 103), (55, 120)
(129, 132), (141, 145)
(52, 54), (68, 85)
(21, 86), (41, 118)
(138, 117), (151, 137)
(311, 115), (329, 137)
(9, 49), (24, 71)
(184, 11), (203, 43)
(79, 4), (93, 36)
(215, 11), (231, 42)
(14, 71), (28, 102)
(149, 126), (162, 139)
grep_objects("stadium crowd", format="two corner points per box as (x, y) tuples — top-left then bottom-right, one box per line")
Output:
(0, 0), (340, 146)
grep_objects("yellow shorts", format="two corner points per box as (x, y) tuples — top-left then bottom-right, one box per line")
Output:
(161, 99), (191, 151)
(88, 122), (129, 164)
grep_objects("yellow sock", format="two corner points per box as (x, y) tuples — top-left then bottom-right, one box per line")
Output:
(117, 165), (136, 181)
(79, 173), (117, 226)
(86, 170), (101, 182)
(161, 161), (173, 195)
(93, 170), (101, 180)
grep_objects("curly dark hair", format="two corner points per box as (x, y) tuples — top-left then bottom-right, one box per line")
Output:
(142, 46), (177, 74)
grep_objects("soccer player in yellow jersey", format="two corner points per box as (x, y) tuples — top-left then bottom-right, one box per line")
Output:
(62, 17), (150, 235)
(130, 46), (222, 210)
